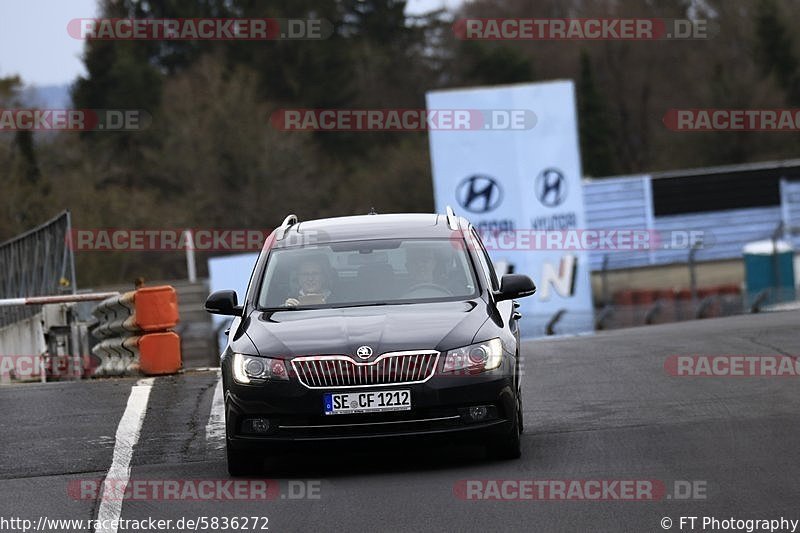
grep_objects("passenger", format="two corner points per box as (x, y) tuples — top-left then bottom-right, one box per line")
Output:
(405, 246), (437, 286)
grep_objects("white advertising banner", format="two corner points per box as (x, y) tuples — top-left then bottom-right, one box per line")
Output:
(426, 80), (593, 336)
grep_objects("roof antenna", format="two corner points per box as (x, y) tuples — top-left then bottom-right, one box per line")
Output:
(368, 207), (378, 215)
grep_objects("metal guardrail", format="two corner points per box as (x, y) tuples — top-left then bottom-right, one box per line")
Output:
(91, 286), (181, 376)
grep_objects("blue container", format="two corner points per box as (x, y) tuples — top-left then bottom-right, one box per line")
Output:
(743, 240), (795, 304)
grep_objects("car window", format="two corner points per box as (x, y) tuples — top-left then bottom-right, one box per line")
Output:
(258, 238), (479, 309)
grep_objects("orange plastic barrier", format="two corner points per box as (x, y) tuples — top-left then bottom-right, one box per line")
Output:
(135, 286), (179, 331)
(139, 332), (181, 375)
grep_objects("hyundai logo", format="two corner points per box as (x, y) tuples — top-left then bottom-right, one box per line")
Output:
(356, 346), (373, 359)
(535, 168), (568, 207)
(456, 174), (503, 213)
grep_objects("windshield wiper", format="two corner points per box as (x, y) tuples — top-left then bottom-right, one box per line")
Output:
(329, 302), (411, 309)
(261, 301), (415, 311)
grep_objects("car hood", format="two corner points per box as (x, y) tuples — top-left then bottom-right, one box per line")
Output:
(243, 300), (486, 358)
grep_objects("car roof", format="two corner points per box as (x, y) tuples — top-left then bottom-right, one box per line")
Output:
(274, 213), (464, 247)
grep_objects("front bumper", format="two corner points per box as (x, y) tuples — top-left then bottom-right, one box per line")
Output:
(223, 357), (518, 449)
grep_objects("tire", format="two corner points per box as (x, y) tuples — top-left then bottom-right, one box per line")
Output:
(487, 398), (522, 460)
(226, 438), (251, 477)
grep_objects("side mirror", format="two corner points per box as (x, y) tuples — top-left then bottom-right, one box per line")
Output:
(205, 290), (243, 316)
(495, 274), (536, 302)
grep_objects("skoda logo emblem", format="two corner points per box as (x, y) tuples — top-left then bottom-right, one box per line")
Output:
(535, 168), (568, 207)
(456, 174), (503, 213)
(356, 346), (373, 359)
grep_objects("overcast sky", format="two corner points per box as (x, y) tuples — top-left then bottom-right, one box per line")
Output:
(0, 0), (462, 87)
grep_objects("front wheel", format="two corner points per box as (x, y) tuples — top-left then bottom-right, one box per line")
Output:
(487, 401), (522, 460)
(226, 438), (251, 477)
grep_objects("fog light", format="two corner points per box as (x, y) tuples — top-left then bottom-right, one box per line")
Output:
(469, 406), (488, 421)
(458, 405), (497, 423)
(244, 418), (271, 434)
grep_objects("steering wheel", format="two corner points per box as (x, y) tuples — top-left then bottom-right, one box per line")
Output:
(402, 283), (453, 298)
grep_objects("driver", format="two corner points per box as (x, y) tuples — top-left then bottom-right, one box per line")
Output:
(285, 256), (332, 307)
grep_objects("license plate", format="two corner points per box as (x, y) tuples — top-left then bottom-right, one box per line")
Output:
(324, 390), (411, 415)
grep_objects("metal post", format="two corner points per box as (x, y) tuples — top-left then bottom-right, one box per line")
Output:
(771, 222), (784, 302)
(66, 210), (78, 294)
(39, 353), (47, 384)
(70, 310), (83, 381)
(689, 244), (699, 305)
(545, 309), (567, 336)
(185, 229), (197, 283)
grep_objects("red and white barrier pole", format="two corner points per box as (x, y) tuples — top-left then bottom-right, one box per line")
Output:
(0, 292), (119, 307)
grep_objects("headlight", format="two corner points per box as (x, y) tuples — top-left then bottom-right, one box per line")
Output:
(232, 353), (289, 383)
(442, 338), (503, 374)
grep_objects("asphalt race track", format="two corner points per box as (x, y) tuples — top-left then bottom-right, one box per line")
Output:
(1, 310), (799, 532)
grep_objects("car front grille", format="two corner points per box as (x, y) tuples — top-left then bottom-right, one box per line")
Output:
(291, 351), (439, 389)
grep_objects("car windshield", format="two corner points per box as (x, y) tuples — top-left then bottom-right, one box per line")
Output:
(258, 238), (478, 309)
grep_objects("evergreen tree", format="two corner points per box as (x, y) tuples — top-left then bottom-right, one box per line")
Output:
(754, 0), (800, 105)
(459, 42), (533, 86)
(71, 0), (163, 112)
(577, 50), (615, 177)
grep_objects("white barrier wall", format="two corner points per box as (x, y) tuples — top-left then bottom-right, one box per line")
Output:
(0, 312), (46, 357)
(0, 312), (46, 382)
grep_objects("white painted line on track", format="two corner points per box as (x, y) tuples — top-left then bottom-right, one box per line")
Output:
(205, 369), (225, 450)
(94, 378), (154, 533)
